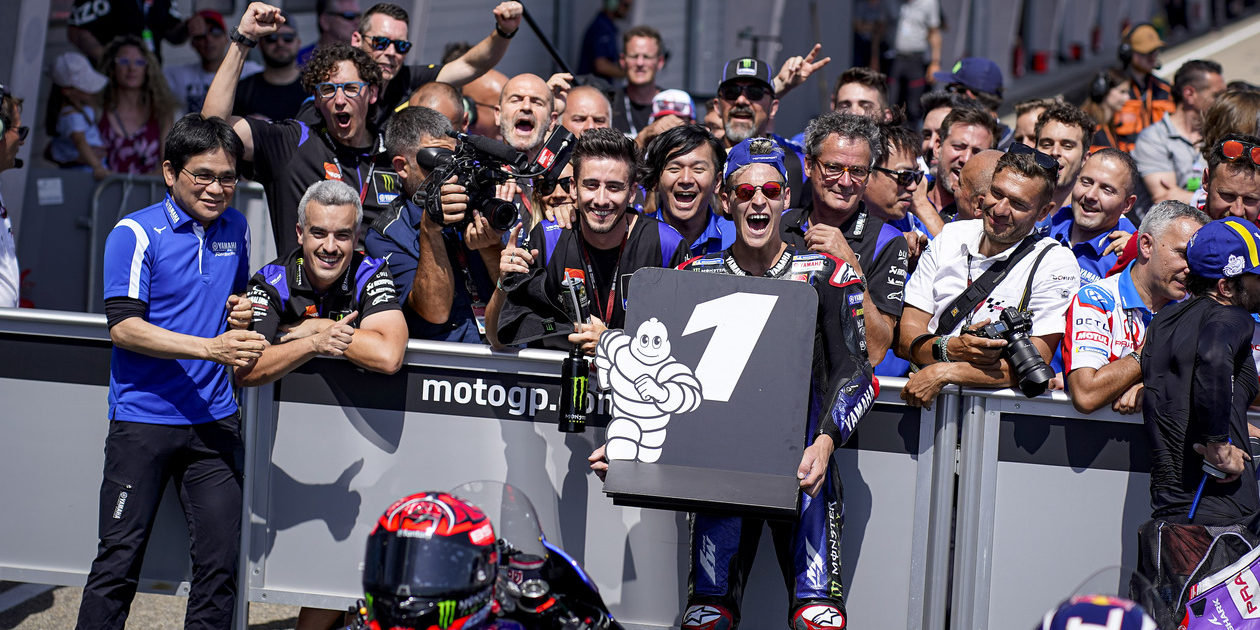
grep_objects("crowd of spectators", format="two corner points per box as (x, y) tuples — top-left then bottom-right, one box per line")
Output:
(5, 0), (1260, 627)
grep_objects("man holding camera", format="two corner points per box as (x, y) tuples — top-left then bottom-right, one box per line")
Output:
(366, 106), (507, 342)
(896, 147), (1080, 407)
(1141, 216), (1260, 527)
(488, 128), (689, 350)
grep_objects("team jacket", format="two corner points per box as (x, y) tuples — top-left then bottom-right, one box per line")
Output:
(247, 248), (401, 342)
(678, 247), (876, 446)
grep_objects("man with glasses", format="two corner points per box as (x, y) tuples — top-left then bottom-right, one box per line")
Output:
(233, 12), (306, 121)
(76, 113), (263, 630)
(611, 25), (667, 139)
(715, 56), (810, 208)
(781, 112), (907, 366)
(345, 2), (523, 129)
(896, 149), (1079, 407)
(0, 88), (26, 308)
(206, 4), (399, 254)
(297, 0), (362, 66)
(165, 10), (262, 115)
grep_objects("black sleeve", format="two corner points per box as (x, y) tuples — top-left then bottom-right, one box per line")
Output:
(105, 297), (148, 328)
(496, 223), (572, 345)
(1193, 309), (1257, 441)
(246, 278), (283, 342)
(814, 258), (875, 446)
(244, 118), (301, 184)
(865, 232), (910, 317)
(358, 264), (403, 322)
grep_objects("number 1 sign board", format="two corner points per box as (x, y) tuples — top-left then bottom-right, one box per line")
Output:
(599, 267), (818, 519)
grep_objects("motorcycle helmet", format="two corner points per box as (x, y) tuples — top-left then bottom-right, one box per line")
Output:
(362, 491), (498, 630)
(1037, 594), (1157, 630)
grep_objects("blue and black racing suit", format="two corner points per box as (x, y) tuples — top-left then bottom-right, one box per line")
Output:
(677, 245), (877, 626)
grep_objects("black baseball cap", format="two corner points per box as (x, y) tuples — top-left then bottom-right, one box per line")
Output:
(719, 57), (774, 93)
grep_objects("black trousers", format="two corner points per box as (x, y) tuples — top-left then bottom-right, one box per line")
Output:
(76, 415), (245, 630)
(887, 53), (930, 127)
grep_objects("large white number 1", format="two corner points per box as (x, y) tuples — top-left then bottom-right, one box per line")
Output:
(681, 292), (778, 402)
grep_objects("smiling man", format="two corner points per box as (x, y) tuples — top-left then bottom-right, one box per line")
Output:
(1035, 102), (1096, 210)
(78, 114), (262, 630)
(204, 3), (399, 254)
(1046, 149), (1139, 285)
(237, 179), (406, 387)
(642, 124), (730, 256)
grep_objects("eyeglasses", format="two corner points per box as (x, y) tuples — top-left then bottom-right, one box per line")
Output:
(10, 126), (28, 142)
(114, 57), (148, 68)
(1006, 142), (1061, 177)
(181, 168), (239, 188)
(718, 82), (772, 102)
(537, 176), (573, 196)
(814, 161), (871, 182)
(1221, 139), (1260, 166)
(873, 166), (924, 187)
(315, 81), (369, 98)
(325, 10), (361, 21)
(732, 181), (784, 201)
(364, 35), (412, 54)
(263, 33), (297, 44)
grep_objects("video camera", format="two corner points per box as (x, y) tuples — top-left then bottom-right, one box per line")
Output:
(965, 308), (1056, 397)
(414, 128), (576, 233)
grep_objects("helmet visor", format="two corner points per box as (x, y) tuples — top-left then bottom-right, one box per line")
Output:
(364, 533), (495, 598)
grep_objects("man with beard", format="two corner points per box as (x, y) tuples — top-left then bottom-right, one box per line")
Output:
(1064, 201), (1207, 415)
(641, 124), (730, 256)
(1140, 216), (1260, 529)
(165, 11), (262, 115)
(236, 179), (407, 386)
(1046, 149), (1139, 286)
(367, 106), (506, 343)
(927, 105), (997, 223)
(716, 56), (809, 208)
(488, 128), (689, 350)
(204, 5), (395, 254)
(297, 0), (362, 66)
(1035, 102), (1096, 211)
(233, 13), (306, 121)
(496, 73), (557, 162)
(780, 112), (906, 365)
(896, 150), (1079, 407)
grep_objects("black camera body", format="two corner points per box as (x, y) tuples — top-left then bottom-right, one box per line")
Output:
(966, 308), (1056, 397)
(415, 135), (524, 233)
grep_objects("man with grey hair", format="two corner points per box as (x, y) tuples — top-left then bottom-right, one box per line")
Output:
(236, 179), (408, 386)
(1064, 200), (1208, 414)
(781, 111), (907, 364)
(560, 85), (613, 138)
(497, 72), (556, 161)
(367, 105), (505, 342)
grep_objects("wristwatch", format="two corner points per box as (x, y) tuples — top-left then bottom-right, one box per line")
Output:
(230, 27), (258, 48)
(494, 22), (517, 39)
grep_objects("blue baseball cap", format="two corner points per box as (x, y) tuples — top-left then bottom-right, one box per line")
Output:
(933, 57), (1004, 97)
(1187, 217), (1260, 279)
(723, 138), (787, 180)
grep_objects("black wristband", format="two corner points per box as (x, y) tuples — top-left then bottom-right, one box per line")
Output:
(230, 27), (258, 48)
(909, 333), (935, 360)
(494, 22), (517, 39)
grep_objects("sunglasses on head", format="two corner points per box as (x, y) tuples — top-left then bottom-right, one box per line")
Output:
(1221, 139), (1260, 166)
(732, 181), (784, 201)
(536, 176), (572, 196)
(1007, 142), (1060, 177)
(365, 35), (412, 54)
(718, 82), (772, 102)
(263, 33), (297, 44)
(873, 166), (924, 187)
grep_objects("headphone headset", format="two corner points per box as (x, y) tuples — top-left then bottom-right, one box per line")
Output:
(1117, 22), (1155, 67)
(1089, 71), (1111, 103)
(462, 95), (477, 128)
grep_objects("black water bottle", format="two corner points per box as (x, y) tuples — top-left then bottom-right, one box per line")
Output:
(558, 347), (589, 433)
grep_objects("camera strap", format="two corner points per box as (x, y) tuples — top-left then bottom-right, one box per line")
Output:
(1018, 244), (1057, 312)
(933, 236), (1041, 336)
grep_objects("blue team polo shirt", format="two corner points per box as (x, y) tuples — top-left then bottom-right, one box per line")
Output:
(102, 195), (251, 425)
(1046, 206), (1137, 286)
(647, 207), (736, 257)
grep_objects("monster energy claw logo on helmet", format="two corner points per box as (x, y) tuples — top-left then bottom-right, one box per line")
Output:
(438, 599), (457, 628)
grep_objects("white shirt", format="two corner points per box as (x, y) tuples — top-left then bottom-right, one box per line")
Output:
(903, 219), (1080, 337)
(165, 60), (262, 115)
(0, 188), (17, 308)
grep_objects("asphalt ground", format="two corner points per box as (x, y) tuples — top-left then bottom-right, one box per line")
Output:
(10, 11), (1260, 630)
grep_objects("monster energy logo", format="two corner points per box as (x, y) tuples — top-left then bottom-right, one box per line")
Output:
(739, 59), (755, 71)
(438, 599), (457, 628)
(378, 172), (398, 191)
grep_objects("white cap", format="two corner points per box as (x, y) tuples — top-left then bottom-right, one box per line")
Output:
(52, 52), (108, 94)
(651, 89), (697, 121)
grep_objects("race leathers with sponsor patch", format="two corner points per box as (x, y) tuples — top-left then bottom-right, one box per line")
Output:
(247, 247), (401, 342)
(678, 246), (874, 624)
(1063, 263), (1154, 374)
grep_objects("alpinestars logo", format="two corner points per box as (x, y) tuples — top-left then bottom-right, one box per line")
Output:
(794, 604), (846, 630)
(682, 604), (732, 630)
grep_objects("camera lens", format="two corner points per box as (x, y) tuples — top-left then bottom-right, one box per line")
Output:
(1005, 333), (1055, 397)
(481, 198), (520, 232)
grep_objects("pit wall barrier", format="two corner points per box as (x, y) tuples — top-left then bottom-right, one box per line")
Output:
(0, 307), (1199, 629)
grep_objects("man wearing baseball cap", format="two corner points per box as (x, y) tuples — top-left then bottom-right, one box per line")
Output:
(1114, 24), (1175, 152)
(715, 56), (809, 207)
(933, 57), (1013, 148)
(1140, 216), (1260, 529)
